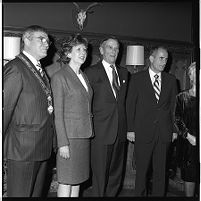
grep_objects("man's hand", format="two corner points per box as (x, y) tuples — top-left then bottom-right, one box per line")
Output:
(127, 132), (135, 142)
(172, 132), (178, 142)
(59, 145), (70, 159)
(186, 133), (196, 146)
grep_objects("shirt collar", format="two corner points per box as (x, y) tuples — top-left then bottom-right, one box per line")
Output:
(102, 59), (116, 70)
(23, 50), (39, 67)
(149, 67), (161, 81)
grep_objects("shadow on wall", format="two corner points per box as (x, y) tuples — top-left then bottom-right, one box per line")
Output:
(116, 40), (123, 67)
(164, 51), (173, 73)
(41, 35), (57, 68)
(81, 43), (93, 71)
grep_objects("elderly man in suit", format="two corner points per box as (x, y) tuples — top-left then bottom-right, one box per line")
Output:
(4, 25), (56, 197)
(126, 46), (178, 196)
(85, 37), (129, 197)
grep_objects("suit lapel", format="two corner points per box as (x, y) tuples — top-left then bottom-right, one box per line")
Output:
(116, 65), (121, 85)
(116, 65), (124, 98)
(19, 53), (51, 91)
(80, 71), (93, 99)
(65, 65), (92, 101)
(116, 65), (127, 88)
(158, 72), (167, 105)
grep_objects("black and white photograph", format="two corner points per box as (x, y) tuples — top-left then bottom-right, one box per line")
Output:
(2, 0), (199, 198)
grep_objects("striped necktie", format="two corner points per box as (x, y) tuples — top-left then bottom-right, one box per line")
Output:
(153, 74), (160, 103)
(36, 62), (44, 77)
(110, 65), (120, 98)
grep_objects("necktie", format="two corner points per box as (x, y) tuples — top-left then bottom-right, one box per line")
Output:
(36, 62), (44, 77)
(110, 65), (120, 98)
(153, 74), (160, 103)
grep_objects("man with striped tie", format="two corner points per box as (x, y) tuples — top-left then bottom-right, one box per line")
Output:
(126, 46), (178, 196)
(4, 25), (56, 197)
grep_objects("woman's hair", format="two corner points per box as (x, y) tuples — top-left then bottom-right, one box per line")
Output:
(56, 34), (88, 64)
(188, 62), (196, 75)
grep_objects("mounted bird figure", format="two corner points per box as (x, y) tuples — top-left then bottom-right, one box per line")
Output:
(72, 2), (101, 31)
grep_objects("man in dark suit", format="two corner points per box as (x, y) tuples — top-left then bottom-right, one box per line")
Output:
(85, 37), (129, 197)
(126, 46), (178, 196)
(4, 25), (56, 197)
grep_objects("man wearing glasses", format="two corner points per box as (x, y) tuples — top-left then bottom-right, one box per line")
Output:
(4, 25), (56, 197)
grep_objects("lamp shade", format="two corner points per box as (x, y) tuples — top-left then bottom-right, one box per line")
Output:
(126, 45), (144, 65)
(4, 36), (21, 60)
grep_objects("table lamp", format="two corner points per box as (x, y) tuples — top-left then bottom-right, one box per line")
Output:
(4, 36), (21, 65)
(126, 45), (144, 73)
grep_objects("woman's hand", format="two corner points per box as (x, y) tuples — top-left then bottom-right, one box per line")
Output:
(127, 132), (135, 142)
(186, 133), (196, 146)
(59, 145), (70, 159)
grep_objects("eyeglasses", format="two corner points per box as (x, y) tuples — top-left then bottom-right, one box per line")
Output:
(33, 36), (52, 46)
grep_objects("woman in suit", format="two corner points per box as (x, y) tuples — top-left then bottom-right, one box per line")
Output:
(51, 34), (93, 197)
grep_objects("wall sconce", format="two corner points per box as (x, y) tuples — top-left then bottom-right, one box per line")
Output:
(126, 45), (144, 73)
(4, 36), (21, 65)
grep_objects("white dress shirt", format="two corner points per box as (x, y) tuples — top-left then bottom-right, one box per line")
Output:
(23, 50), (41, 71)
(77, 72), (88, 92)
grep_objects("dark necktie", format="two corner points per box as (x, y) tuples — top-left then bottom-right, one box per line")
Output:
(36, 62), (44, 77)
(36, 62), (48, 86)
(153, 74), (160, 103)
(110, 65), (120, 98)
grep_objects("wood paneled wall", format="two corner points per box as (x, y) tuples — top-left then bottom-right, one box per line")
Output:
(4, 26), (194, 90)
